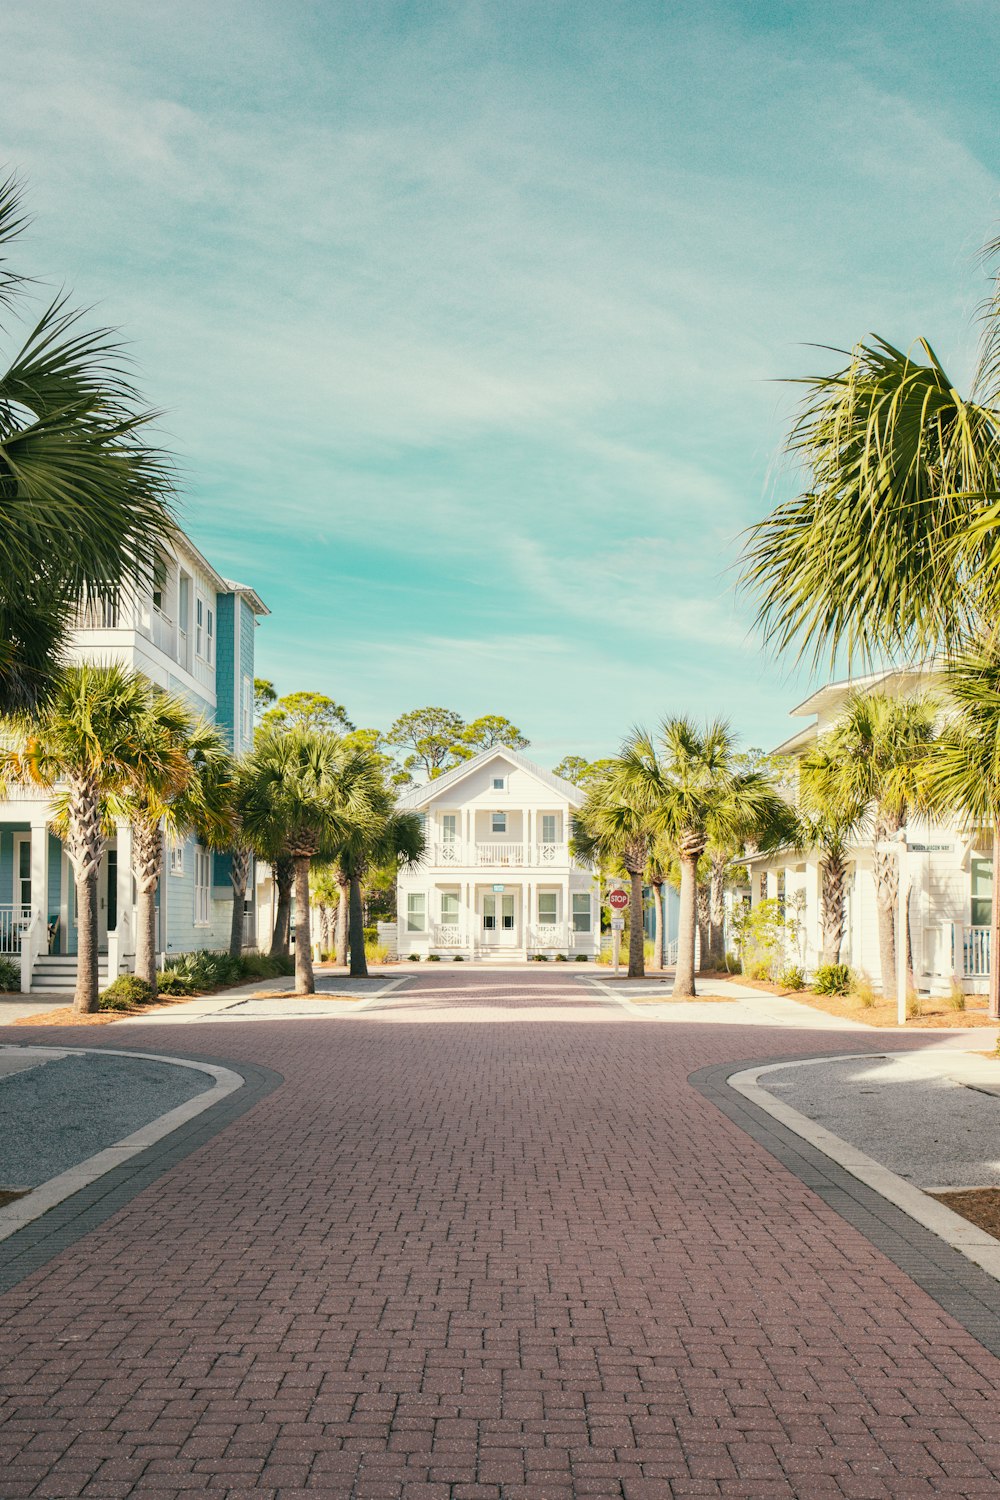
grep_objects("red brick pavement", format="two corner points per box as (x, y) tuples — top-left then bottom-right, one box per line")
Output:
(2, 969), (1000, 1498)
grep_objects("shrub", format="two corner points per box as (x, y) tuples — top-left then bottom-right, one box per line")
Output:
(574, 954), (589, 962)
(237, 950), (294, 980)
(453, 954), (465, 962)
(363, 925), (378, 945)
(724, 951), (742, 973)
(906, 985), (923, 1020)
(168, 950), (243, 988)
(0, 956), (20, 992)
(945, 980), (966, 1012)
(365, 941), (391, 965)
(427, 953), (441, 962)
(156, 970), (198, 996)
(555, 953), (568, 961)
(531, 953), (549, 962)
(850, 973), (878, 1009)
(746, 958), (771, 981)
(409, 953), (421, 961)
(778, 966), (805, 991)
(99, 974), (153, 1010)
(814, 963), (852, 996)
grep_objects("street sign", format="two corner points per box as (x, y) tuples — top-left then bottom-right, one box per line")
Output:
(492, 884), (505, 892)
(610, 917), (625, 931)
(608, 889), (629, 910)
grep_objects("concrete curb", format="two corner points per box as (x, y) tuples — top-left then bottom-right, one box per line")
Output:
(730, 1051), (1000, 1283)
(0, 1046), (244, 1243)
(112, 975), (413, 1024)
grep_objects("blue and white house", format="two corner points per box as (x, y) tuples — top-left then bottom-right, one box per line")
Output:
(0, 527), (268, 992)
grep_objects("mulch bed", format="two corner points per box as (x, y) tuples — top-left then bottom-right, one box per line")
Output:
(706, 975), (995, 1029)
(0, 1189), (28, 1208)
(929, 1188), (1000, 1241)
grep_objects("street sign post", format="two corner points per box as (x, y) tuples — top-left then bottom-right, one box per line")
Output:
(608, 889), (628, 973)
(609, 888), (629, 910)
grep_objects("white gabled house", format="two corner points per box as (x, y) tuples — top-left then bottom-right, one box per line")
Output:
(743, 665), (994, 994)
(395, 748), (600, 961)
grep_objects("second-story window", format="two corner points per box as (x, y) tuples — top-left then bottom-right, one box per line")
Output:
(206, 606), (214, 665)
(241, 675), (252, 742)
(541, 814), (557, 843)
(441, 814), (457, 844)
(152, 556), (168, 613)
(196, 597), (204, 657)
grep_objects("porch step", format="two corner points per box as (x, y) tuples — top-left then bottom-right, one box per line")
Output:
(31, 955), (110, 994)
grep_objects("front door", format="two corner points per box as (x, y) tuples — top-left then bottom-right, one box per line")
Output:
(481, 890), (518, 947)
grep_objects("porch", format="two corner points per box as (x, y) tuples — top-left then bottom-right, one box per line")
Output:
(404, 879), (597, 960)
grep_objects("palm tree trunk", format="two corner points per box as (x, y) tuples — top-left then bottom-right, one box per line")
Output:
(871, 813), (899, 995)
(820, 851), (847, 965)
(696, 882), (710, 974)
(292, 855), (314, 994)
(990, 822), (1000, 1021)
(131, 816), (162, 992)
(269, 855), (293, 957)
(336, 873), (349, 966)
(627, 866), (645, 978)
(673, 853), (699, 998)
(708, 856), (727, 968)
(229, 844), (251, 958)
(348, 875), (368, 978)
(74, 867), (100, 1014)
(651, 878), (664, 971)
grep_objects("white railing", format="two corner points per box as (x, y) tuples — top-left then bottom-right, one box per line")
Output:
(534, 842), (562, 865)
(0, 905), (32, 955)
(433, 924), (462, 947)
(956, 924), (991, 978)
(74, 595), (121, 630)
(530, 924), (566, 949)
(151, 609), (175, 655)
(433, 842), (465, 865)
(477, 842), (524, 867)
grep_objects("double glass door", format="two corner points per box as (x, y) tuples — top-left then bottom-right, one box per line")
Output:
(481, 891), (517, 945)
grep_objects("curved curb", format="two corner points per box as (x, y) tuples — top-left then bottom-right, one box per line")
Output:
(0, 1045), (282, 1295)
(689, 1055), (1000, 1362)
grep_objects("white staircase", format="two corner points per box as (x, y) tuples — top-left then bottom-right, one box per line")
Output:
(31, 954), (110, 994)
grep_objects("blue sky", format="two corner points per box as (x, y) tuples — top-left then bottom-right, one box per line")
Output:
(2, 1), (997, 763)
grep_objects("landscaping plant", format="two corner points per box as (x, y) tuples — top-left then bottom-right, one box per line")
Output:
(99, 974), (153, 1010)
(0, 957), (20, 992)
(813, 963), (852, 995)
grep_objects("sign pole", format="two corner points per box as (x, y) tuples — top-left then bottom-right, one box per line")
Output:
(613, 926), (620, 977)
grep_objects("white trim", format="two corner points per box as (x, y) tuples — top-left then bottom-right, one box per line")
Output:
(395, 747), (585, 810)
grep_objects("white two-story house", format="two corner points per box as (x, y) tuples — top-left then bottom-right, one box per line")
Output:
(0, 526), (268, 992)
(395, 748), (600, 961)
(743, 665), (993, 994)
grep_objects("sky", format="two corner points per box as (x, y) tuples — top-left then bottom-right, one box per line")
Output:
(1, 1), (997, 765)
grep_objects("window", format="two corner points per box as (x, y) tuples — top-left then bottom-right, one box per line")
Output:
(491, 812), (507, 834)
(168, 838), (185, 876)
(572, 894), (592, 933)
(972, 858), (993, 927)
(241, 675), (252, 742)
(441, 814), (457, 843)
(206, 607), (214, 665)
(194, 846), (211, 925)
(538, 891), (558, 925)
(195, 597), (204, 657)
(501, 894), (514, 930)
(441, 891), (460, 925)
(541, 814), (557, 843)
(406, 893), (426, 933)
(152, 555), (168, 613)
(15, 838), (31, 911)
(492, 776), (506, 792)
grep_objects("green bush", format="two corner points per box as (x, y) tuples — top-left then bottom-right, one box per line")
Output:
(574, 954), (589, 962)
(725, 951), (742, 973)
(777, 965), (806, 991)
(365, 941), (391, 965)
(237, 950), (294, 980)
(850, 973), (878, 1009)
(156, 970), (198, 996)
(99, 974), (153, 1010)
(0, 956), (20, 992)
(453, 954), (464, 962)
(409, 953), (421, 961)
(554, 953), (568, 961)
(363, 925), (378, 945)
(168, 950), (241, 988)
(745, 958), (771, 981)
(813, 963), (852, 996)
(530, 953), (549, 962)
(427, 953), (441, 962)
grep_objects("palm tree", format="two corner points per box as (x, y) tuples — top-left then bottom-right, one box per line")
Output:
(823, 691), (936, 995)
(741, 234), (1000, 670)
(924, 645), (1000, 1017)
(112, 696), (232, 993)
(335, 795), (425, 978)
(612, 719), (788, 997)
(240, 730), (379, 994)
(792, 747), (867, 967)
(0, 174), (174, 712)
(574, 770), (654, 979)
(1, 664), (165, 1012)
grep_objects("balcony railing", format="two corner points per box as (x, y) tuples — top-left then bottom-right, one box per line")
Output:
(0, 904), (32, 955)
(955, 924), (991, 978)
(433, 924), (462, 947)
(427, 842), (572, 868)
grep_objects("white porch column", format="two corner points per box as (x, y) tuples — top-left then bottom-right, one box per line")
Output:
(22, 816), (49, 992)
(526, 808), (533, 865)
(463, 880), (473, 955)
(562, 876), (570, 953)
(525, 878), (532, 957)
(114, 821), (135, 977)
(804, 861), (820, 970)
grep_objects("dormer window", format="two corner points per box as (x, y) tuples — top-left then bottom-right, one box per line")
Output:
(492, 775), (506, 791)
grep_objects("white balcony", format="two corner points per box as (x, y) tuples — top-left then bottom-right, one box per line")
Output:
(955, 924), (991, 978)
(433, 924), (462, 947)
(427, 842), (571, 869)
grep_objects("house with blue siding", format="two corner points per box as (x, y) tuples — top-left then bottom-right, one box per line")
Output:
(0, 527), (268, 993)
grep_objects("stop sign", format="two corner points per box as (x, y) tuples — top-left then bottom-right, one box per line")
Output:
(608, 888), (629, 910)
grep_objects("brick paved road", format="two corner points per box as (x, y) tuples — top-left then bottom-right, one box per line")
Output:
(3, 969), (1000, 1498)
